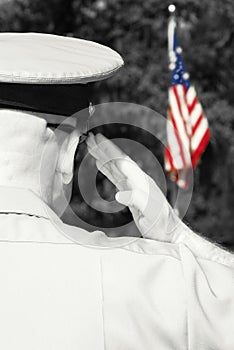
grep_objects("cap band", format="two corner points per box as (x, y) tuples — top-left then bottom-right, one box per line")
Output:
(0, 83), (92, 116)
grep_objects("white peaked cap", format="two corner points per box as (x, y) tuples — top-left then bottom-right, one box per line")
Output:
(0, 33), (124, 115)
(0, 32), (124, 84)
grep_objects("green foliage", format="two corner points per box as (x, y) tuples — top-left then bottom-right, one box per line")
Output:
(1, 0), (234, 247)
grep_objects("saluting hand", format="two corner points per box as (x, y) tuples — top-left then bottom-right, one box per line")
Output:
(86, 133), (180, 242)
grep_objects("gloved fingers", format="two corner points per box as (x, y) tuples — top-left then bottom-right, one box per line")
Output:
(114, 158), (149, 192)
(96, 158), (127, 187)
(87, 133), (155, 195)
(115, 189), (166, 227)
(87, 132), (172, 239)
(87, 133), (128, 166)
(115, 159), (166, 203)
(87, 133), (129, 187)
(88, 133), (146, 186)
(86, 132), (109, 163)
(96, 160), (129, 192)
(95, 133), (129, 161)
(95, 160), (116, 186)
(87, 133), (135, 192)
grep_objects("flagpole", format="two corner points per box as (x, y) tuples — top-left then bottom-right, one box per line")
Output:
(168, 4), (176, 53)
(167, 4), (181, 217)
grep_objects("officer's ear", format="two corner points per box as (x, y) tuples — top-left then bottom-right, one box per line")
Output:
(56, 129), (80, 184)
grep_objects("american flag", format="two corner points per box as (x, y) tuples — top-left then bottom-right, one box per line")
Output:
(164, 16), (210, 188)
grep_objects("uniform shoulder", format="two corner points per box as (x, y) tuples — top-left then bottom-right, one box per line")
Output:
(57, 220), (180, 259)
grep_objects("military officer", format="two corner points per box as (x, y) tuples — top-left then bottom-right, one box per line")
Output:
(0, 32), (233, 350)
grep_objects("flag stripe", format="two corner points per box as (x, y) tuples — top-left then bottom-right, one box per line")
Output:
(172, 85), (190, 130)
(191, 117), (209, 152)
(192, 111), (204, 134)
(164, 145), (174, 171)
(165, 85), (210, 188)
(192, 128), (210, 167)
(186, 86), (196, 105)
(176, 85), (190, 123)
(169, 87), (190, 150)
(168, 108), (187, 168)
(164, 27), (210, 189)
(190, 103), (203, 127)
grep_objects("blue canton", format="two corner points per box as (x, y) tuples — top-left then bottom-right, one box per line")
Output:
(171, 33), (190, 88)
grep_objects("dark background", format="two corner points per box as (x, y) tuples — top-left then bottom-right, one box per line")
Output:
(1, 0), (234, 249)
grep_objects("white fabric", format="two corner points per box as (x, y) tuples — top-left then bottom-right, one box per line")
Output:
(0, 33), (124, 84)
(0, 110), (58, 203)
(0, 111), (233, 348)
(0, 186), (233, 349)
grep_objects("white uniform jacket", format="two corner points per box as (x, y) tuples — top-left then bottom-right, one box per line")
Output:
(0, 186), (233, 350)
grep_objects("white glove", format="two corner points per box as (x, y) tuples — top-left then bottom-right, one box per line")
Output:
(86, 133), (181, 242)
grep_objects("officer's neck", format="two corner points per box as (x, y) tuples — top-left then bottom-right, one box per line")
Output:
(0, 109), (58, 204)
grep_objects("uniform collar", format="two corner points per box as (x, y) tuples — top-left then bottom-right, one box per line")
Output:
(0, 185), (141, 248)
(0, 186), (59, 222)
(0, 187), (181, 257)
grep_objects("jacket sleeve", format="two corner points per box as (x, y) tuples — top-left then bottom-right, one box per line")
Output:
(174, 223), (234, 350)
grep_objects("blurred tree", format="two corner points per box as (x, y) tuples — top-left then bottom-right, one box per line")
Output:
(0, 0), (234, 247)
